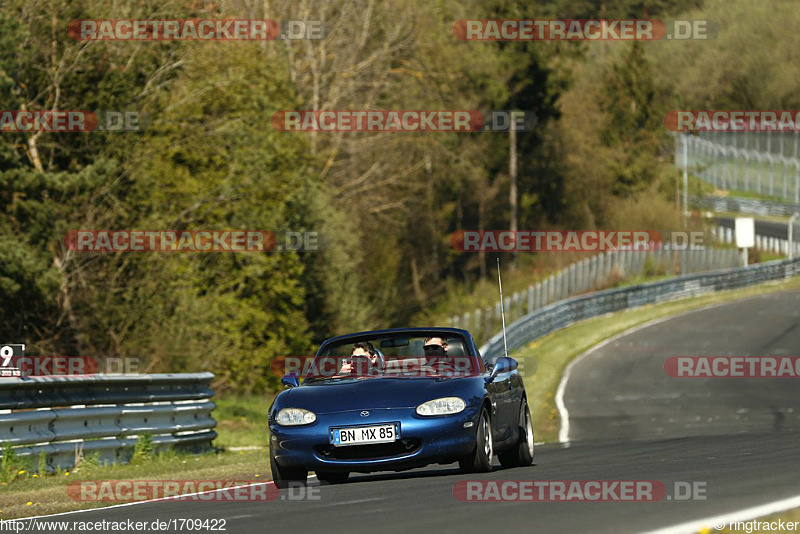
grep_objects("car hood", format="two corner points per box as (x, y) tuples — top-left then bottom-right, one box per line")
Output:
(283, 376), (460, 414)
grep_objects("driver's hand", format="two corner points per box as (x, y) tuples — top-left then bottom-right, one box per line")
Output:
(339, 361), (353, 373)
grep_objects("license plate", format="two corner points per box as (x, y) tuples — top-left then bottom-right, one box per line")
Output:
(331, 424), (397, 447)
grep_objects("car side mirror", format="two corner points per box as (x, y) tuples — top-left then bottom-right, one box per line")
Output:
(487, 356), (518, 382)
(281, 373), (300, 388)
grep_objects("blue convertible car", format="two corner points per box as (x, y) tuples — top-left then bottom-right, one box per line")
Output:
(268, 327), (534, 487)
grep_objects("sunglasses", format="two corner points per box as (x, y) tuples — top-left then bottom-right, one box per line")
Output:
(423, 344), (445, 354)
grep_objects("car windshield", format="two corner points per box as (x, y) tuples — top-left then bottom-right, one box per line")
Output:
(304, 333), (479, 382)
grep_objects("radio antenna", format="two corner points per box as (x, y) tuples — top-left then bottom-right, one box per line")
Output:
(497, 258), (509, 359)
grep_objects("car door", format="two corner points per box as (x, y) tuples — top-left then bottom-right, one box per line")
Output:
(485, 361), (515, 441)
(496, 367), (517, 439)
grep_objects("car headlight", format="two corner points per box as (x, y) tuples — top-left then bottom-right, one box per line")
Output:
(276, 408), (317, 426)
(416, 397), (466, 416)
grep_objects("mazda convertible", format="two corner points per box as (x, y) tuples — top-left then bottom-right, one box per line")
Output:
(268, 327), (534, 487)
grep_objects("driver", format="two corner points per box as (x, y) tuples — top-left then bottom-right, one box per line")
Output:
(339, 341), (383, 375)
(423, 336), (451, 369)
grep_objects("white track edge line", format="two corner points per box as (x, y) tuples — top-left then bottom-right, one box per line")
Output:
(641, 493), (800, 534)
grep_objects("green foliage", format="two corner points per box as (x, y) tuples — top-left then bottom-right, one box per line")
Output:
(600, 42), (667, 197)
(652, 0), (800, 109)
(75, 452), (103, 472)
(1, 443), (21, 483)
(37, 449), (47, 477)
(0, 0), (783, 394)
(131, 434), (155, 465)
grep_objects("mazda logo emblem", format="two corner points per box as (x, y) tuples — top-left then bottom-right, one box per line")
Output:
(360, 411), (370, 417)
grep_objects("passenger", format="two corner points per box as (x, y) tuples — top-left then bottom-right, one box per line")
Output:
(339, 341), (383, 375)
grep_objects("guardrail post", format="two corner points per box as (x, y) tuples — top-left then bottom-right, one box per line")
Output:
(527, 286), (535, 313)
(568, 264), (576, 295)
(542, 278), (549, 306)
(555, 272), (562, 300)
(597, 254), (605, 285)
(795, 166), (799, 204)
(589, 255), (598, 289)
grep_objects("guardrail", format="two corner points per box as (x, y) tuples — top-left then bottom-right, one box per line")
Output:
(452, 245), (742, 346)
(479, 257), (800, 362)
(0, 373), (217, 470)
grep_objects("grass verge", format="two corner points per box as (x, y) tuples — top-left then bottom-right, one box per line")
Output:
(212, 393), (273, 449)
(0, 449), (269, 520)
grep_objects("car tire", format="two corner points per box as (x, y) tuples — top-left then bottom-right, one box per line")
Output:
(498, 398), (534, 468)
(315, 471), (349, 484)
(459, 407), (493, 473)
(270, 446), (308, 489)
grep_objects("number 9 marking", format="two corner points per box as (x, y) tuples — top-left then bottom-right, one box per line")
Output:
(0, 346), (13, 368)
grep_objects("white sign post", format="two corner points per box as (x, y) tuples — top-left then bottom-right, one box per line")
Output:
(735, 217), (755, 267)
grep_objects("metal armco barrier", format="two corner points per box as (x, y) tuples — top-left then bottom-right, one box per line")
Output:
(0, 373), (217, 470)
(452, 245), (743, 345)
(480, 257), (800, 362)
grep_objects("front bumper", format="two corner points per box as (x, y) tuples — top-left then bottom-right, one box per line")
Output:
(269, 405), (481, 472)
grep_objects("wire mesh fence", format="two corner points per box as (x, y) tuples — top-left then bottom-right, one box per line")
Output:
(675, 132), (800, 203)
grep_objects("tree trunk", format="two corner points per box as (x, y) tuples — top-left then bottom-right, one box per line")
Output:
(509, 121), (518, 267)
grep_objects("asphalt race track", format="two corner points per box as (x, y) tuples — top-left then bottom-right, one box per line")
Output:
(20, 291), (800, 533)
(564, 290), (800, 441)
